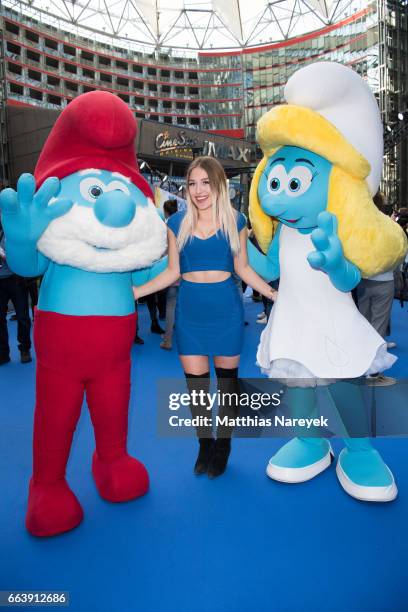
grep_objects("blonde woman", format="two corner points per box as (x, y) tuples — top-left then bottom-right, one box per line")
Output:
(133, 156), (276, 477)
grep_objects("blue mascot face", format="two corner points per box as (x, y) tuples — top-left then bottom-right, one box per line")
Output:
(58, 169), (148, 228)
(258, 146), (332, 233)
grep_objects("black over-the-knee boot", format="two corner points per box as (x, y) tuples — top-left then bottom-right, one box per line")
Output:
(208, 366), (240, 479)
(184, 371), (214, 475)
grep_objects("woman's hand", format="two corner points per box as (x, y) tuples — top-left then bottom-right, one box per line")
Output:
(268, 287), (278, 301)
(133, 287), (140, 301)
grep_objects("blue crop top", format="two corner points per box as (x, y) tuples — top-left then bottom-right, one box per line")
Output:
(166, 210), (246, 273)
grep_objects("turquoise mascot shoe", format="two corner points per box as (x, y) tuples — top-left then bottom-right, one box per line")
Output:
(336, 439), (397, 502)
(266, 437), (333, 483)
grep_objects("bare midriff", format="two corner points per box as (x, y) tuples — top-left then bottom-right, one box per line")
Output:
(181, 270), (231, 283)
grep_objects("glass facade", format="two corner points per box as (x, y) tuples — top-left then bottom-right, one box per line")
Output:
(0, 7), (245, 135)
(240, 6), (379, 143)
(0, 2), (407, 201)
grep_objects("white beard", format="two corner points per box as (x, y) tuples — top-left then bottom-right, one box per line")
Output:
(37, 198), (167, 273)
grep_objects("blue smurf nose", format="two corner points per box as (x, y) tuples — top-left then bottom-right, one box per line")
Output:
(93, 190), (136, 228)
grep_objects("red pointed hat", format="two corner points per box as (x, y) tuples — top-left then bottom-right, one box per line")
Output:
(34, 90), (153, 199)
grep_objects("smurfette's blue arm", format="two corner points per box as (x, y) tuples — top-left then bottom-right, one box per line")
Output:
(247, 223), (281, 281)
(308, 211), (361, 292)
(132, 256), (168, 286)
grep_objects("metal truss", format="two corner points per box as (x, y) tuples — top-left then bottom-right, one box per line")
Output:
(1, 0), (365, 51)
(384, 114), (408, 154)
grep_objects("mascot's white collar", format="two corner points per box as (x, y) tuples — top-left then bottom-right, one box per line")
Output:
(37, 198), (167, 273)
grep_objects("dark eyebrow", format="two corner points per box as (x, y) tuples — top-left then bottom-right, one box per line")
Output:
(295, 158), (315, 167)
(271, 157), (285, 164)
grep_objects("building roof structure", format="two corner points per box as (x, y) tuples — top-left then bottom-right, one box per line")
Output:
(2, 0), (365, 51)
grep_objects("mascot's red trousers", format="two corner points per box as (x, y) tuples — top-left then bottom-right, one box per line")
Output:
(26, 310), (149, 537)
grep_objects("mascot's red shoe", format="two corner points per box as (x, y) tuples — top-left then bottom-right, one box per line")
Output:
(92, 452), (149, 502)
(26, 479), (84, 537)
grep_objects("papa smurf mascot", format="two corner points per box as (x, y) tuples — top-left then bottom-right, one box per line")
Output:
(248, 62), (407, 502)
(0, 91), (167, 536)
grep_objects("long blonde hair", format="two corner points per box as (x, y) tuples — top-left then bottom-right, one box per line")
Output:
(177, 156), (241, 254)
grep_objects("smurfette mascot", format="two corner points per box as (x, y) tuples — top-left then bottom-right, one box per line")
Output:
(248, 62), (407, 502)
(0, 91), (167, 535)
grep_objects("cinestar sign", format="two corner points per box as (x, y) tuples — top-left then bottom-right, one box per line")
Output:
(155, 130), (197, 154)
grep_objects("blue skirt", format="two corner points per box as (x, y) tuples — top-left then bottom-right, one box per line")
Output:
(175, 277), (244, 356)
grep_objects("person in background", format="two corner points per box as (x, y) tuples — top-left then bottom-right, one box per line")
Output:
(133, 301), (144, 345)
(146, 290), (166, 334)
(160, 199), (179, 350)
(393, 207), (408, 236)
(357, 192), (398, 385)
(0, 223), (32, 365)
(133, 157), (276, 478)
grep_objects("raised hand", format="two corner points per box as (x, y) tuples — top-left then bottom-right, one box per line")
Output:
(308, 211), (343, 273)
(307, 211), (360, 291)
(0, 174), (73, 244)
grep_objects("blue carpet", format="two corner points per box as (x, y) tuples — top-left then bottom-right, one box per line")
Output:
(0, 298), (407, 611)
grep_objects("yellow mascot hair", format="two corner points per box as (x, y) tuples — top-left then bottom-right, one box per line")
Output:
(249, 105), (407, 276)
